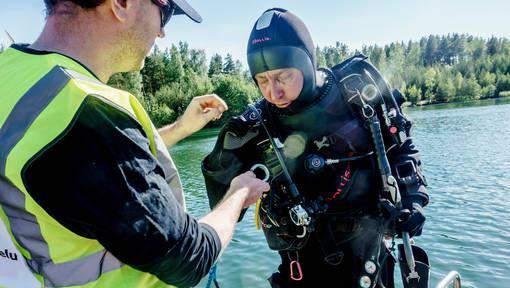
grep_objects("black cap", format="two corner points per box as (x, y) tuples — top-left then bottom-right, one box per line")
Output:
(247, 8), (317, 113)
(173, 0), (202, 23)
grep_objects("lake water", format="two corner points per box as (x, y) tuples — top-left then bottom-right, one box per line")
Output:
(170, 98), (510, 288)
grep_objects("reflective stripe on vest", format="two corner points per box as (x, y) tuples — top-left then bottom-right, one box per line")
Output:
(0, 178), (123, 288)
(0, 66), (67, 175)
(0, 67), (125, 287)
(0, 64), (169, 287)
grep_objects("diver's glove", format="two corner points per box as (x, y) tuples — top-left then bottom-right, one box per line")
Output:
(396, 202), (426, 238)
(205, 117), (247, 171)
(208, 117), (252, 157)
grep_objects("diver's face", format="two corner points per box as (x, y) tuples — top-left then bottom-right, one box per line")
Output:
(255, 68), (304, 109)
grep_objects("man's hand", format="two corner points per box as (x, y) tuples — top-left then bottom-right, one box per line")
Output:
(180, 94), (228, 136)
(396, 203), (426, 238)
(227, 171), (270, 208)
(199, 171), (269, 253)
(158, 94), (228, 147)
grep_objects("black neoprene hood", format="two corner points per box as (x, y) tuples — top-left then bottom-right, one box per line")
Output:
(247, 8), (318, 113)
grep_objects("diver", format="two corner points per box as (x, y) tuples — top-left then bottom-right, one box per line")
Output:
(202, 8), (429, 288)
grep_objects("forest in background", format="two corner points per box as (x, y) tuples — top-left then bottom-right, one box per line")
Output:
(2, 34), (509, 128)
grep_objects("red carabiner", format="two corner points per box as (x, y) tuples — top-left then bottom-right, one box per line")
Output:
(290, 260), (303, 281)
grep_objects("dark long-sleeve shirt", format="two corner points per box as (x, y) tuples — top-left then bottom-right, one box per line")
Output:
(22, 96), (220, 287)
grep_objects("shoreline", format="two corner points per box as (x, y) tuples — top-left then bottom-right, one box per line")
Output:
(404, 96), (510, 110)
(174, 97), (510, 144)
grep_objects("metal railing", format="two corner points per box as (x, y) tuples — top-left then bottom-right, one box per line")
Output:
(435, 271), (461, 288)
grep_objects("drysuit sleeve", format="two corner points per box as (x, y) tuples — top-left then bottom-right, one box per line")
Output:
(202, 117), (259, 216)
(21, 96), (220, 288)
(389, 137), (429, 209)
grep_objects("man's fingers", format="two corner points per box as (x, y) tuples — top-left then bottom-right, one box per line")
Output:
(195, 94), (228, 113)
(204, 107), (223, 122)
(243, 170), (256, 178)
(242, 171), (270, 192)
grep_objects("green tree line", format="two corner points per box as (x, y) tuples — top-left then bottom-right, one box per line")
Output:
(344, 34), (510, 105)
(117, 35), (509, 128)
(316, 35), (510, 105)
(2, 35), (509, 128)
(108, 42), (259, 128)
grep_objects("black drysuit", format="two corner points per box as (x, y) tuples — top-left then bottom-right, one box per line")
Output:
(203, 61), (428, 288)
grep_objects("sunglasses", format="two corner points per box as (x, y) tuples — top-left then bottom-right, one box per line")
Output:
(151, 0), (176, 28)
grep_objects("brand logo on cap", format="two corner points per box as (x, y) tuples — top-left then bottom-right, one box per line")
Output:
(256, 11), (275, 30)
(252, 37), (272, 45)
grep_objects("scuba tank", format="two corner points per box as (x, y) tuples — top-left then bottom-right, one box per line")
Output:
(335, 54), (431, 288)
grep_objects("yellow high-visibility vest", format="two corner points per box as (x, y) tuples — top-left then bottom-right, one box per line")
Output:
(0, 46), (177, 288)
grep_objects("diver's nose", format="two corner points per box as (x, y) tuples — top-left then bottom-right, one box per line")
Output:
(269, 81), (283, 101)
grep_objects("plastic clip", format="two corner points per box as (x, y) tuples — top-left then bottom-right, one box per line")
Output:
(290, 260), (303, 281)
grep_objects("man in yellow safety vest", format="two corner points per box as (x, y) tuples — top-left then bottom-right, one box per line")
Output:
(0, 1), (269, 287)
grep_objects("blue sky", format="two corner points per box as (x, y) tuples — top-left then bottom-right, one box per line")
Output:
(1, 0), (509, 65)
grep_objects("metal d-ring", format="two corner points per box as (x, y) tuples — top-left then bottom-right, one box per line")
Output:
(296, 226), (307, 238)
(362, 104), (375, 119)
(250, 164), (270, 182)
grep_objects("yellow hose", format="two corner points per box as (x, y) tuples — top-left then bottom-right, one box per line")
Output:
(254, 198), (261, 230)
